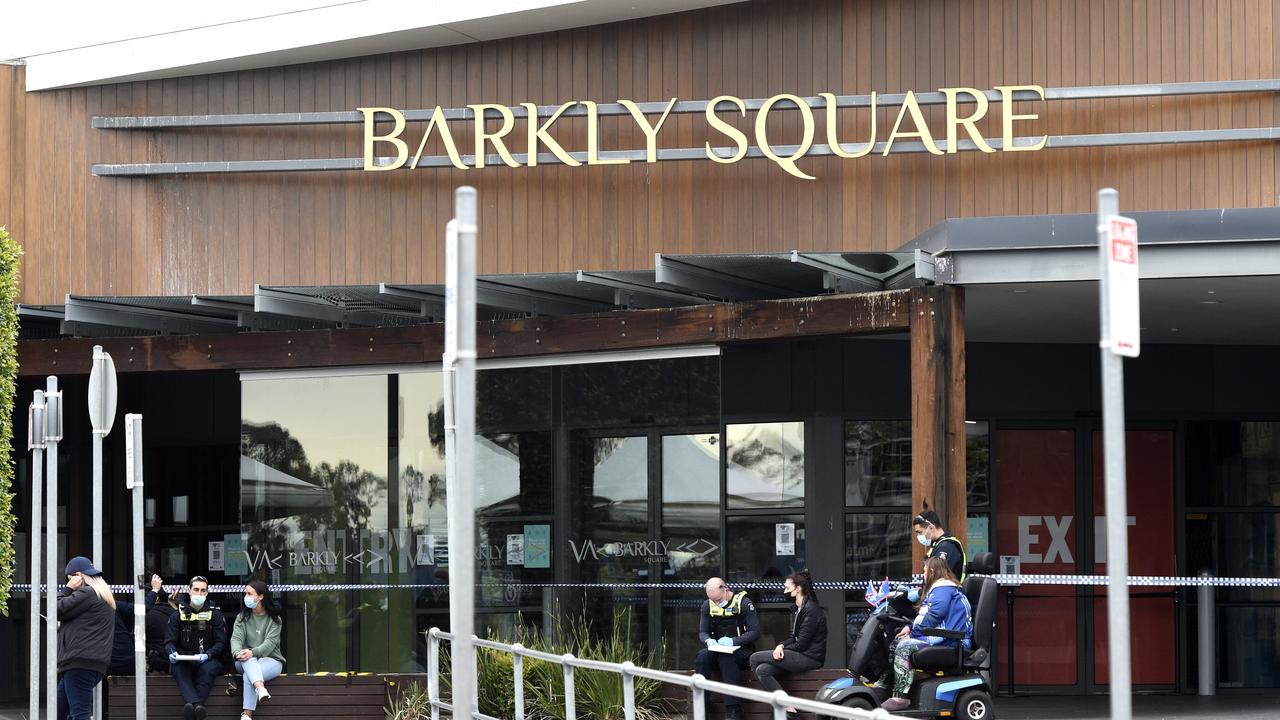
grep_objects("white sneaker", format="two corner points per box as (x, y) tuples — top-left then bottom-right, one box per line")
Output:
(240, 714), (252, 720)
(256, 686), (271, 702)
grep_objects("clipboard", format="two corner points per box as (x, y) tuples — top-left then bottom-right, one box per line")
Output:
(173, 654), (202, 662)
(707, 643), (738, 655)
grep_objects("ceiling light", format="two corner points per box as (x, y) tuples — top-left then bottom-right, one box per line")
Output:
(1199, 300), (1221, 305)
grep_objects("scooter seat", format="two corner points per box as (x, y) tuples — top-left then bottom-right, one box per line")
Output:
(911, 645), (965, 673)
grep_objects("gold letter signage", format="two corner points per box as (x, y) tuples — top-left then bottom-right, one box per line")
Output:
(362, 85), (1047, 179)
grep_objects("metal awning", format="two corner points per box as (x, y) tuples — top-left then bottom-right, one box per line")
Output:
(17, 251), (920, 339)
(904, 207), (1280, 345)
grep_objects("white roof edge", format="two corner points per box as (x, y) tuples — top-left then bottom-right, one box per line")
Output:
(17, 0), (743, 91)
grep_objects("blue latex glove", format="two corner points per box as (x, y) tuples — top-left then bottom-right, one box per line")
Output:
(196, 653), (209, 664)
(906, 589), (920, 603)
(168, 652), (178, 664)
(716, 637), (734, 646)
(704, 638), (716, 649)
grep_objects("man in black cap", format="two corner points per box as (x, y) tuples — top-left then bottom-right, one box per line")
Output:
(164, 576), (226, 720)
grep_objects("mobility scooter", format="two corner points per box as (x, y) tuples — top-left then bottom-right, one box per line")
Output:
(815, 553), (999, 720)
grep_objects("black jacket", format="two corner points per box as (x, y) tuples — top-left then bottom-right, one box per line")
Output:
(782, 596), (827, 664)
(928, 536), (966, 582)
(58, 586), (116, 674)
(164, 601), (227, 659)
(109, 589), (160, 671)
(146, 599), (178, 671)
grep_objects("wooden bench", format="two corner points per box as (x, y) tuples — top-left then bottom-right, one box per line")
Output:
(105, 673), (388, 719)
(660, 669), (850, 719)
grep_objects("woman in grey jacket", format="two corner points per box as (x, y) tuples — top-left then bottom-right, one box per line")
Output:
(57, 556), (116, 720)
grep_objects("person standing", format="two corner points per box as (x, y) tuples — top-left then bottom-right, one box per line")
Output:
(56, 556), (116, 720)
(695, 576), (761, 720)
(232, 580), (286, 720)
(106, 573), (163, 676)
(164, 575), (227, 720)
(913, 509), (966, 582)
(749, 570), (827, 715)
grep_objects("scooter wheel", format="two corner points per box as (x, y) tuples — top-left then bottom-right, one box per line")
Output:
(955, 689), (994, 720)
(817, 697), (874, 720)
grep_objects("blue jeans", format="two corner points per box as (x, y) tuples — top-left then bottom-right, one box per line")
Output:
(172, 657), (223, 704)
(56, 669), (103, 720)
(235, 657), (282, 711)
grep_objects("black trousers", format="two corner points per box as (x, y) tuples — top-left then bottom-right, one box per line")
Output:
(695, 648), (749, 707)
(748, 650), (822, 694)
(171, 658), (223, 704)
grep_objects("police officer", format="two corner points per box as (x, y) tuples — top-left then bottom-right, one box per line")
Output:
(696, 577), (760, 720)
(164, 575), (227, 720)
(913, 510), (966, 582)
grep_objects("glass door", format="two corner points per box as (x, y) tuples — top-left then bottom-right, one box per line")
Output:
(660, 432), (723, 668)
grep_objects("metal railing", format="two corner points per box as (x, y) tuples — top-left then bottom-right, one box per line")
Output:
(425, 628), (905, 720)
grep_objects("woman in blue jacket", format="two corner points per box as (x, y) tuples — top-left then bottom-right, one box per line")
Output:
(880, 557), (973, 712)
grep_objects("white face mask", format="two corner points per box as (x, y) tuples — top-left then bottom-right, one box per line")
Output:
(916, 532), (931, 547)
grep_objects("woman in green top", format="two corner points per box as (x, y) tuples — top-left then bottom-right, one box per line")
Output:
(231, 580), (285, 720)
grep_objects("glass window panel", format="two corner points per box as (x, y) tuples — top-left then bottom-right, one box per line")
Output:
(966, 421), (991, 506)
(1218, 607), (1280, 688)
(662, 433), (722, 581)
(844, 421), (911, 507)
(844, 514), (912, 602)
(1186, 422), (1280, 507)
(726, 422), (804, 509)
(476, 518), (555, 608)
(843, 420), (991, 507)
(661, 589), (707, 669)
(241, 374), (391, 672)
(1185, 512), (1280, 602)
(570, 434), (652, 583)
(725, 515), (805, 585)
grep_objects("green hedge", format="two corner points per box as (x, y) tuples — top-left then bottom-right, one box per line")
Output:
(0, 226), (21, 614)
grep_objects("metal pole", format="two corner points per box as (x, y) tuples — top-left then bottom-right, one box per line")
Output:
(1198, 571), (1216, 695)
(513, 646), (526, 720)
(1097, 188), (1132, 720)
(127, 414), (147, 720)
(28, 391), (46, 720)
(444, 186), (478, 720)
(304, 601), (311, 674)
(92, 346), (105, 720)
(46, 376), (61, 720)
(562, 657), (576, 720)
(621, 661), (636, 720)
(427, 629), (440, 720)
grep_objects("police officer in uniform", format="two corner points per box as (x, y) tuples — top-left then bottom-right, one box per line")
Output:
(696, 577), (761, 720)
(164, 575), (227, 720)
(913, 510), (966, 582)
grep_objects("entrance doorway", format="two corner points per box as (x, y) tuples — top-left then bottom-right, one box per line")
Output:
(568, 428), (721, 667)
(995, 427), (1176, 692)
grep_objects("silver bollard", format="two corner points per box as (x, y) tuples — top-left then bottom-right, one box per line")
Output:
(1198, 571), (1216, 696)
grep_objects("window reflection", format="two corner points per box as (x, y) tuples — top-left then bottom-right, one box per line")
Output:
(725, 515), (804, 590)
(662, 433), (721, 580)
(843, 420), (991, 508)
(571, 435), (651, 582)
(726, 422), (804, 508)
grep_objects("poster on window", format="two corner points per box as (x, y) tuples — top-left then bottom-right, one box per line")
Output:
(775, 523), (795, 556)
(506, 534), (525, 566)
(208, 541), (225, 572)
(524, 524), (551, 569)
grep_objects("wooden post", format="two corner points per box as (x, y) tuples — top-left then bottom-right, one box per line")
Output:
(910, 285), (967, 572)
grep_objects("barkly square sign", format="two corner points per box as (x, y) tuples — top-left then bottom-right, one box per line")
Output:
(360, 84), (1048, 180)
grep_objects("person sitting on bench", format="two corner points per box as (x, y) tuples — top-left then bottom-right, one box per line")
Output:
(749, 570), (827, 715)
(696, 576), (761, 720)
(232, 580), (286, 720)
(165, 575), (226, 720)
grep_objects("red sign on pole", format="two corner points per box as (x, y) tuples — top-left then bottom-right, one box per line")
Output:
(1102, 215), (1140, 357)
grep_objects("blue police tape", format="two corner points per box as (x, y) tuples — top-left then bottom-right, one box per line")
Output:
(11, 573), (1280, 594)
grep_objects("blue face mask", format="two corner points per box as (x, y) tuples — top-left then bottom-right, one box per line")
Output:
(243, 597), (258, 610)
(189, 594), (206, 608)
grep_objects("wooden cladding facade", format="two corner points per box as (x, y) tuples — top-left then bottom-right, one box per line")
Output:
(1, 0), (1278, 305)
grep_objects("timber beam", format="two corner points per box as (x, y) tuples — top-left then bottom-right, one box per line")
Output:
(17, 290), (912, 377)
(910, 285), (968, 570)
